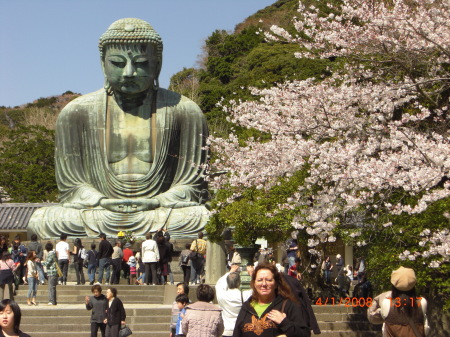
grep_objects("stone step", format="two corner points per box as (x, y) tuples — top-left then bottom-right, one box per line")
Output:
(311, 305), (369, 314)
(16, 295), (164, 303)
(24, 330), (382, 337)
(21, 307), (171, 316)
(23, 332), (169, 337)
(15, 288), (164, 296)
(23, 315), (170, 324)
(319, 332), (381, 337)
(15, 284), (168, 303)
(318, 321), (378, 330)
(21, 323), (170, 332)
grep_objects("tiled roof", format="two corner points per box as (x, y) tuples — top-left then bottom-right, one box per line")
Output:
(0, 203), (56, 231)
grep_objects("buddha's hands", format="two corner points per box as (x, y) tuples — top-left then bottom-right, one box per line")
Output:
(100, 198), (160, 213)
(170, 201), (199, 208)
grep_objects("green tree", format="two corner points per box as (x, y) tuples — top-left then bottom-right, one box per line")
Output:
(0, 125), (57, 202)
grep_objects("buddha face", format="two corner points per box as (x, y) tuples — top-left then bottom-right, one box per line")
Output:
(103, 44), (159, 95)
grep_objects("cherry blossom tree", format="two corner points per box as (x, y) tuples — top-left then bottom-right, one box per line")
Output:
(208, 0), (449, 274)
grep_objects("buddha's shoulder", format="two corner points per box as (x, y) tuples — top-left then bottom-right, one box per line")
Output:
(157, 88), (202, 115)
(60, 89), (104, 114)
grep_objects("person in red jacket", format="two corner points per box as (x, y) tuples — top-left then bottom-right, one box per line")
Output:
(121, 243), (134, 284)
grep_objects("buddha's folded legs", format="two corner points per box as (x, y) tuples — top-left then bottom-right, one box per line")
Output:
(28, 205), (209, 238)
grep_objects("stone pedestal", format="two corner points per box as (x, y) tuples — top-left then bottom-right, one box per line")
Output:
(205, 241), (227, 284)
(235, 244), (260, 290)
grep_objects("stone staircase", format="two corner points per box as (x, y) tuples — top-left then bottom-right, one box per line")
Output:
(15, 283), (382, 337)
(21, 306), (172, 337)
(314, 305), (382, 337)
(18, 284), (172, 337)
(15, 284), (164, 304)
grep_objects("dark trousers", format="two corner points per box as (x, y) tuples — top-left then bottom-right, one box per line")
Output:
(74, 261), (85, 284)
(181, 265), (191, 285)
(122, 261), (130, 281)
(111, 258), (122, 284)
(91, 322), (106, 337)
(105, 323), (120, 337)
(0, 283), (13, 301)
(144, 262), (157, 285)
(58, 259), (69, 283)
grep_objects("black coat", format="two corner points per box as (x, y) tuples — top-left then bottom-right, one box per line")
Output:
(232, 295), (310, 337)
(98, 240), (113, 260)
(157, 242), (170, 264)
(106, 297), (126, 326)
(282, 274), (321, 334)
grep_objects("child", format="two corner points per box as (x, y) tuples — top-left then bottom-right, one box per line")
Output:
(127, 256), (137, 286)
(135, 252), (145, 285)
(175, 294), (189, 337)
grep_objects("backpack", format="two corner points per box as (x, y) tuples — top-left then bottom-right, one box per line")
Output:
(79, 247), (87, 260)
(181, 253), (190, 265)
(82, 249), (90, 268)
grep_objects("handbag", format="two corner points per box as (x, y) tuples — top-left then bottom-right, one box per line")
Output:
(119, 325), (132, 337)
(6, 262), (20, 287)
(13, 272), (20, 287)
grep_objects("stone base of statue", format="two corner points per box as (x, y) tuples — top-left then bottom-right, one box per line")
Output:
(28, 205), (210, 239)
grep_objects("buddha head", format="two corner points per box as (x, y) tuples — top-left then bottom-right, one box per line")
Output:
(99, 18), (163, 95)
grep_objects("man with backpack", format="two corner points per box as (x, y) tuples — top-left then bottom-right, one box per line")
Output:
(189, 232), (206, 285)
(86, 243), (99, 285)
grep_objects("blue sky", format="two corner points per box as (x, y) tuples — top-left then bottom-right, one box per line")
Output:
(0, 0), (277, 107)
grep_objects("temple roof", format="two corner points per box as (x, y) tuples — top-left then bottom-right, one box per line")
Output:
(0, 203), (56, 231)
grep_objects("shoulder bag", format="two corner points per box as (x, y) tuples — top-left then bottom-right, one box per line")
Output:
(277, 300), (288, 337)
(55, 259), (63, 278)
(403, 307), (424, 337)
(189, 240), (202, 261)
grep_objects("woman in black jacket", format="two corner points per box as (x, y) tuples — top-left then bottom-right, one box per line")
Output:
(72, 238), (86, 285)
(233, 263), (310, 337)
(156, 235), (169, 285)
(104, 287), (126, 337)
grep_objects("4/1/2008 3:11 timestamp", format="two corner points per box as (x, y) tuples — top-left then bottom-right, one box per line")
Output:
(315, 297), (373, 307)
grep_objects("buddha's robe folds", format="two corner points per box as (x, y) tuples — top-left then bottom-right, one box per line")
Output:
(28, 88), (210, 238)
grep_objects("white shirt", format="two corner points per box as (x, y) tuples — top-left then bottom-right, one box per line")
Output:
(215, 272), (252, 336)
(55, 241), (70, 260)
(141, 239), (159, 263)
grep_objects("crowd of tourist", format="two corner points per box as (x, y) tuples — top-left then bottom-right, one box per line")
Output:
(0, 231), (430, 337)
